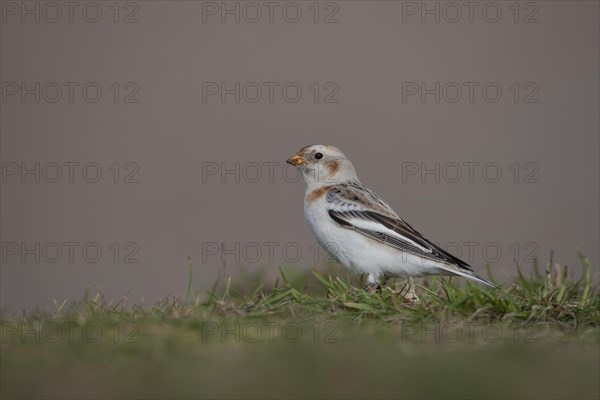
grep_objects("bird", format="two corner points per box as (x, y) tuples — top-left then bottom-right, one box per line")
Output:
(286, 144), (495, 295)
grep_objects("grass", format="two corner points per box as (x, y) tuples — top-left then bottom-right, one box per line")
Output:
(1, 253), (599, 399)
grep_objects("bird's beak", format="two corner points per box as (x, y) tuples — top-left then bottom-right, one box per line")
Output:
(286, 154), (305, 166)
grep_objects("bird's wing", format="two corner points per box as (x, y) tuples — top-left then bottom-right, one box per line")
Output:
(325, 184), (473, 272)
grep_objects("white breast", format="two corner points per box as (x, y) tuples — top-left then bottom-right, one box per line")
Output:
(303, 194), (381, 275)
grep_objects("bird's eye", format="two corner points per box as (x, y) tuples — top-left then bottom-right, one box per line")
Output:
(315, 152), (323, 160)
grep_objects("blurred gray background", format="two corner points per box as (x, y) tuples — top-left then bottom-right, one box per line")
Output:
(1, 1), (598, 310)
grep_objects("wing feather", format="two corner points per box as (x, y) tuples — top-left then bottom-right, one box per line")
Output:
(325, 184), (473, 272)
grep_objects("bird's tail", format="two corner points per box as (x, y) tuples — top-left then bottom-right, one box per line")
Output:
(440, 266), (496, 288)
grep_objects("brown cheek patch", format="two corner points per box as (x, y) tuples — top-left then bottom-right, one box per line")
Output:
(326, 161), (340, 177)
(306, 185), (333, 203)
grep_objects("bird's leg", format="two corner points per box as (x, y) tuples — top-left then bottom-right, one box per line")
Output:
(382, 276), (390, 288)
(401, 277), (420, 303)
(363, 273), (382, 293)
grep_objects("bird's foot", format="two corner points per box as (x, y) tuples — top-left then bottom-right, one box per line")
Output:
(363, 282), (382, 293)
(400, 278), (420, 304)
(363, 273), (385, 293)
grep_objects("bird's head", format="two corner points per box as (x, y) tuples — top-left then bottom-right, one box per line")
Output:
(286, 145), (359, 189)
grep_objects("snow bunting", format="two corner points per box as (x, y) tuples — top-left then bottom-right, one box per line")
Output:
(286, 144), (494, 290)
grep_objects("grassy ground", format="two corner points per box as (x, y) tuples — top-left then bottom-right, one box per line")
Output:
(1, 254), (599, 399)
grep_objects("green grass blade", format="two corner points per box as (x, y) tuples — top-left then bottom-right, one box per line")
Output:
(579, 255), (591, 306)
(556, 266), (569, 303)
(186, 256), (193, 304)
